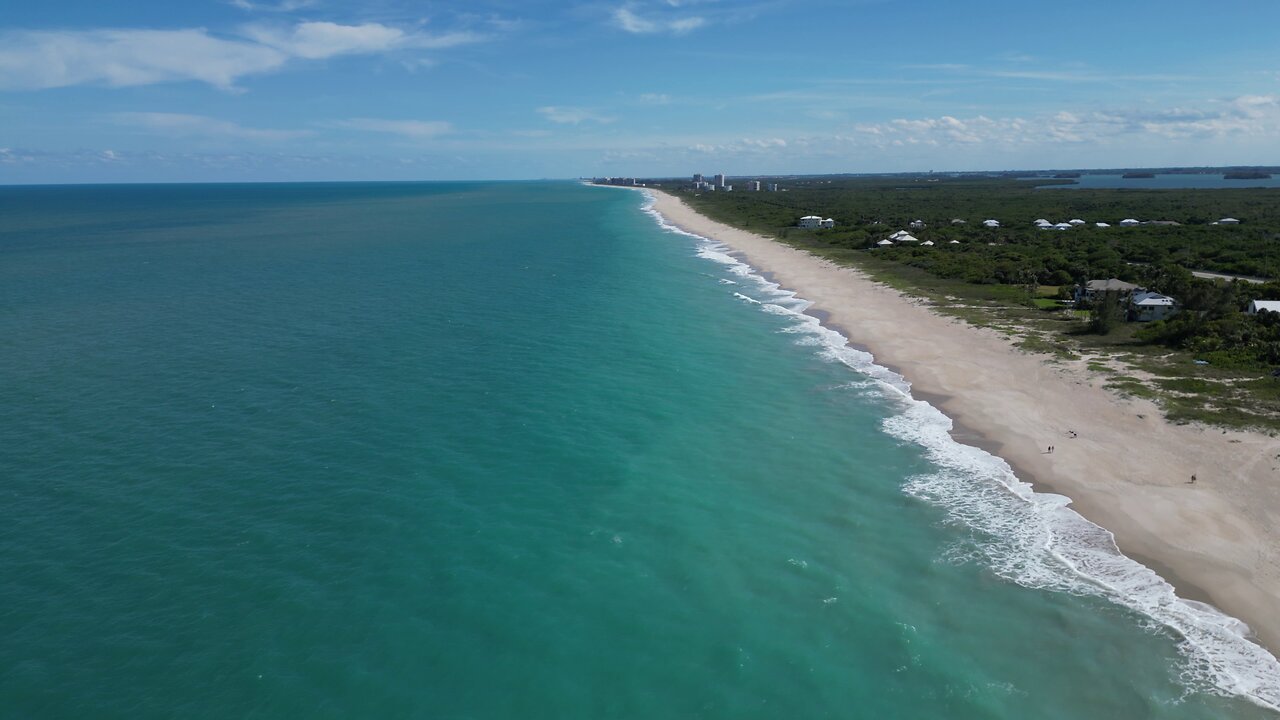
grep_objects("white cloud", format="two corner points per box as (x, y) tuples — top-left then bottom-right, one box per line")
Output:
(638, 93), (671, 105)
(243, 21), (410, 59)
(0, 29), (288, 91)
(113, 112), (312, 141)
(536, 106), (616, 125)
(323, 118), (453, 138)
(229, 0), (317, 11)
(0, 22), (487, 91)
(612, 7), (706, 34)
(850, 95), (1280, 148)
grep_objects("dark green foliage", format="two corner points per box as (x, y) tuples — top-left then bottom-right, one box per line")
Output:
(1089, 290), (1124, 334)
(674, 175), (1280, 370)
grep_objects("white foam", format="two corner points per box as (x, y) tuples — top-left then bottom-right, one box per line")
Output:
(641, 195), (1280, 712)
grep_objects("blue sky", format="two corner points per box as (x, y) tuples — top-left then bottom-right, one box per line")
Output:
(2, 0), (1279, 182)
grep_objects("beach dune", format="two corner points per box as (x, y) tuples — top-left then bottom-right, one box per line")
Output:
(646, 188), (1280, 658)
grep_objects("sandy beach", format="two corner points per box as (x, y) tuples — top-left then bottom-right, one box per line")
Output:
(644, 188), (1280, 660)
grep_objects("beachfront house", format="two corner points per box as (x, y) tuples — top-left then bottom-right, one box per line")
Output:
(1129, 291), (1178, 322)
(1119, 218), (1141, 227)
(1076, 278), (1142, 305)
(798, 215), (823, 228)
(819, 218), (835, 229)
(1248, 300), (1280, 315)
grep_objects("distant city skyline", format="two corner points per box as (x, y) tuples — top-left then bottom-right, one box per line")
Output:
(2, 0), (1279, 183)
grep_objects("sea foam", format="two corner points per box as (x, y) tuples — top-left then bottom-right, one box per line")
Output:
(639, 191), (1280, 712)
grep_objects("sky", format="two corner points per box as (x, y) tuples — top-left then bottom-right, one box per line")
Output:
(2, 0), (1279, 183)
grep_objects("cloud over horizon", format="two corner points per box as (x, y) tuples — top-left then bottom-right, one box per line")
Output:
(0, 20), (487, 91)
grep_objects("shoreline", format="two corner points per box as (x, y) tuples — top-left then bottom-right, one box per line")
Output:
(630, 186), (1280, 705)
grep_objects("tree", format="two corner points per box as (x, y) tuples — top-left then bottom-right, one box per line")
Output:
(1090, 289), (1125, 334)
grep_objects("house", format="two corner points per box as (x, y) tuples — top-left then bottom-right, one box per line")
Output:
(983, 219), (1000, 228)
(798, 215), (823, 228)
(909, 219), (926, 229)
(892, 233), (919, 242)
(1034, 218), (1051, 226)
(921, 240), (935, 246)
(1130, 291), (1178, 322)
(1149, 220), (1181, 226)
(819, 218), (835, 229)
(889, 230), (912, 240)
(948, 239), (961, 244)
(951, 218), (967, 225)
(1076, 278), (1142, 304)
(876, 239), (894, 246)
(1217, 218), (1240, 225)
(1095, 222), (1111, 228)
(1119, 218), (1141, 227)
(1053, 222), (1073, 230)
(1069, 219), (1086, 225)
(1248, 300), (1280, 315)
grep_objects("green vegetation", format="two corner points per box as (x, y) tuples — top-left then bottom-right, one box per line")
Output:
(670, 175), (1280, 429)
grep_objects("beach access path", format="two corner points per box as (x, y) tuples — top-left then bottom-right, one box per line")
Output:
(646, 188), (1280, 655)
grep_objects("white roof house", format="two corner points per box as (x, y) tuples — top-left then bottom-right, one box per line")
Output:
(1248, 300), (1280, 314)
(949, 239), (961, 244)
(1095, 222), (1111, 228)
(1054, 223), (1073, 230)
(1218, 218), (1240, 225)
(877, 239), (895, 246)
(1131, 291), (1178, 322)
(819, 218), (835, 229)
(983, 219), (1000, 228)
(893, 233), (920, 243)
(1119, 218), (1141, 226)
(951, 218), (967, 225)
(921, 240), (935, 246)
(889, 230), (911, 239)
(909, 219), (927, 229)
(1069, 219), (1086, 225)
(1034, 218), (1051, 226)
(798, 215), (823, 228)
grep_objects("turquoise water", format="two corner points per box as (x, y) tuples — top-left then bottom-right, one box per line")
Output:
(1, 181), (1277, 718)
(1033, 174), (1280, 190)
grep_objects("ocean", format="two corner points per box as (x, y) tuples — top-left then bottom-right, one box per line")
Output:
(1, 180), (1276, 718)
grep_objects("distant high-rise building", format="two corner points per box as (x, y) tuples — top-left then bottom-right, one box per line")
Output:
(748, 180), (762, 191)
(767, 183), (779, 192)
(714, 173), (726, 188)
(693, 173), (704, 183)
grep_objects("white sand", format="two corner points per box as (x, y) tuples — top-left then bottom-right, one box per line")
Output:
(645, 188), (1280, 655)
